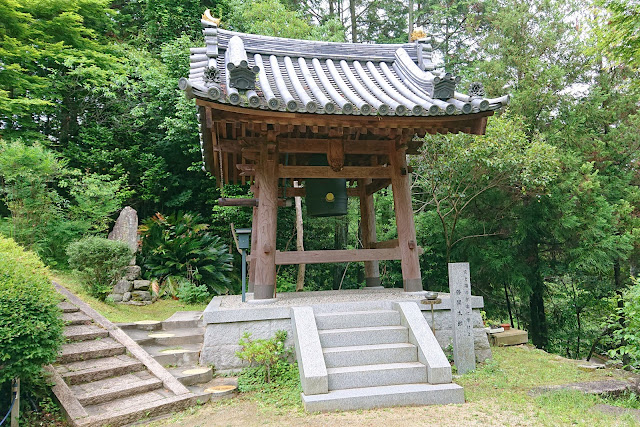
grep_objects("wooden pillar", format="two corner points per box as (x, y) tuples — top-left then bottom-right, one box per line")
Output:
(248, 186), (258, 294)
(389, 141), (422, 292)
(358, 178), (381, 287)
(253, 143), (278, 299)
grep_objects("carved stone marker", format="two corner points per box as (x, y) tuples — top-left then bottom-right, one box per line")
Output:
(108, 206), (138, 265)
(448, 262), (476, 374)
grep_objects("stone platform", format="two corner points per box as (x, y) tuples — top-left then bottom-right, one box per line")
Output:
(489, 328), (529, 346)
(200, 288), (491, 372)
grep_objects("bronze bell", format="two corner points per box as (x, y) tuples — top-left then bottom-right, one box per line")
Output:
(305, 154), (347, 217)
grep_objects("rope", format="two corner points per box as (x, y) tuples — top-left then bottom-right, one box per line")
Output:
(0, 392), (16, 426)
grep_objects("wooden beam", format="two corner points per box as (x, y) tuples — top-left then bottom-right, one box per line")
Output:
(366, 179), (391, 195)
(273, 248), (404, 265)
(279, 165), (391, 179)
(280, 187), (360, 197)
(371, 239), (399, 249)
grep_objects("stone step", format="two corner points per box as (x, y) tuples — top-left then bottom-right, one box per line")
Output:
(58, 338), (125, 364)
(78, 390), (205, 427)
(327, 362), (428, 390)
(323, 343), (417, 368)
(301, 383), (465, 412)
(318, 325), (408, 348)
(72, 373), (163, 406)
(162, 311), (204, 330)
(57, 355), (145, 385)
(126, 328), (204, 346)
(64, 325), (109, 342)
(315, 310), (401, 330)
(62, 311), (93, 326)
(116, 320), (162, 331)
(145, 344), (202, 367)
(58, 301), (79, 313)
(312, 301), (392, 314)
(168, 366), (213, 386)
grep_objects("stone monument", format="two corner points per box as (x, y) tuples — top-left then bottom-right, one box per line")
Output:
(107, 206), (152, 304)
(448, 262), (476, 374)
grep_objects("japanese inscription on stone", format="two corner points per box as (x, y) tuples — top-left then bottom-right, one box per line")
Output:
(448, 262), (476, 374)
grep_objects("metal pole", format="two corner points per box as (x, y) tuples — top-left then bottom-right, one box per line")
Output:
(11, 377), (19, 427)
(241, 249), (247, 302)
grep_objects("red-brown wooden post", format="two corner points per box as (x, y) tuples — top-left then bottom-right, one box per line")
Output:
(389, 141), (422, 292)
(248, 185), (259, 294)
(253, 143), (278, 299)
(358, 178), (381, 287)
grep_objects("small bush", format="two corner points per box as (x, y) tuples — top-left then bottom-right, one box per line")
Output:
(177, 280), (211, 303)
(67, 236), (133, 300)
(610, 278), (640, 368)
(0, 236), (64, 385)
(236, 330), (292, 383)
(139, 212), (233, 295)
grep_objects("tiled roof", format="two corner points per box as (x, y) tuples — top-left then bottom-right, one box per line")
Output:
(180, 10), (509, 117)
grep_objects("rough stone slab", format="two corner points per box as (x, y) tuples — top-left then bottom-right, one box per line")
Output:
(315, 310), (400, 330)
(302, 382), (465, 412)
(146, 344), (202, 367)
(323, 343), (417, 368)
(131, 290), (152, 301)
(108, 206), (138, 253)
(125, 328), (204, 346)
(395, 302), (452, 384)
(45, 365), (88, 421)
(108, 293), (124, 302)
(531, 380), (637, 397)
(133, 280), (151, 291)
(318, 325), (408, 348)
(163, 311), (204, 329)
(57, 355), (145, 385)
(489, 329), (528, 346)
(113, 279), (133, 294)
(64, 325), (109, 342)
(327, 362), (428, 390)
(291, 306), (328, 395)
(74, 375), (163, 406)
(59, 338), (125, 364)
(122, 265), (141, 281)
(595, 404), (640, 422)
(448, 262), (476, 374)
(62, 311), (93, 326)
(58, 301), (79, 313)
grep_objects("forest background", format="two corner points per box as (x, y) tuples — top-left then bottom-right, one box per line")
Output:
(1, 0), (639, 364)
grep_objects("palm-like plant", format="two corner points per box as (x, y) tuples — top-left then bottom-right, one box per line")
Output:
(139, 212), (233, 295)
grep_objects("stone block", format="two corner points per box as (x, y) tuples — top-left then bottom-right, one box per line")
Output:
(131, 291), (151, 301)
(133, 280), (150, 291)
(123, 266), (141, 281)
(290, 306), (328, 395)
(122, 292), (131, 302)
(108, 293), (123, 303)
(113, 279), (132, 294)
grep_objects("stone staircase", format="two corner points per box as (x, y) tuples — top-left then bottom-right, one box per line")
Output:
(292, 301), (464, 412)
(118, 312), (230, 395)
(50, 285), (205, 427)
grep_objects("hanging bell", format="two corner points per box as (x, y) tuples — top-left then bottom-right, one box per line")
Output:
(305, 154), (348, 217)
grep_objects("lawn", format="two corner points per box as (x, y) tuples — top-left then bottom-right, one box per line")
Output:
(52, 271), (208, 323)
(145, 346), (639, 426)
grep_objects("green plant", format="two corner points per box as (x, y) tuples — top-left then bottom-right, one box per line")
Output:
(609, 278), (640, 368)
(67, 237), (133, 300)
(236, 330), (292, 383)
(139, 212), (233, 295)
(177, 280), (211, 304)
(0, 237), (64, 385)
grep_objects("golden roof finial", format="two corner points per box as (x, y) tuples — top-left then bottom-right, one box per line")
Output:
(202, 9), (221, 27)
(410, 29), (427, 42)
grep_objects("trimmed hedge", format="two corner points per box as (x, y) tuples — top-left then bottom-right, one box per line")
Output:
(0, 236), (64, 384)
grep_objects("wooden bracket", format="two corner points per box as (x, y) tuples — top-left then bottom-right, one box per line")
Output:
(327, 139), (345, 171)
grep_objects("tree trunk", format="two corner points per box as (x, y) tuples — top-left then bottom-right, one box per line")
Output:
(527, 240), (548, 349)
(349, 0), (357, 42)
(614, 258), (631, 368)
(505, 283), (514, 328)
(294, 181), (305, 291)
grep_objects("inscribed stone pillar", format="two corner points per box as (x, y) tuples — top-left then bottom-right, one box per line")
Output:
(448, 262), (476, 374)
(358, 178), (381, 287)
(389, 142), (422, 292)
(108, 206), (138, 265)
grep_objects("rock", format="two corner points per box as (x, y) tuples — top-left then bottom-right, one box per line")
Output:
(133, 280), (151, 291)
(108, 206), (138, 264)
(123, 265), (141, 281)
(113, 279), (132, 294)
(131, 290), (151, 301)
(107, 293), (123, 302)
(578, 364), (598, 372)
(123, 292), (131, 302)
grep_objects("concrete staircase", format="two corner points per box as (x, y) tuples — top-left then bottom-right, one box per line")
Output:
(118, 312), (230, 395)
(292, 301), (464, 412)
(50, 285), (205, 427)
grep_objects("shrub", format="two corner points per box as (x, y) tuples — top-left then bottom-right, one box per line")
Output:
(177, 280), (211, 304)
(67, 237), (133, 300)
(139, 212), (233, 295)
(0, 236), (64, 385)
(610, 278), (640, 368)
(236, 330), (292, 383)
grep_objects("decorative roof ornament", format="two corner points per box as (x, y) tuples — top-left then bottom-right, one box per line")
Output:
(202, 10), (220, 27)
(204, 66), (220, 83)
(433, 73), (461, 100)
(226, 36), (259, 91)
(468, 82), (485, 98)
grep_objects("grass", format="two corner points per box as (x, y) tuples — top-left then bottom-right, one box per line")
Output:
(145, 346), (640, 426)
(52, 270), (208, 323)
